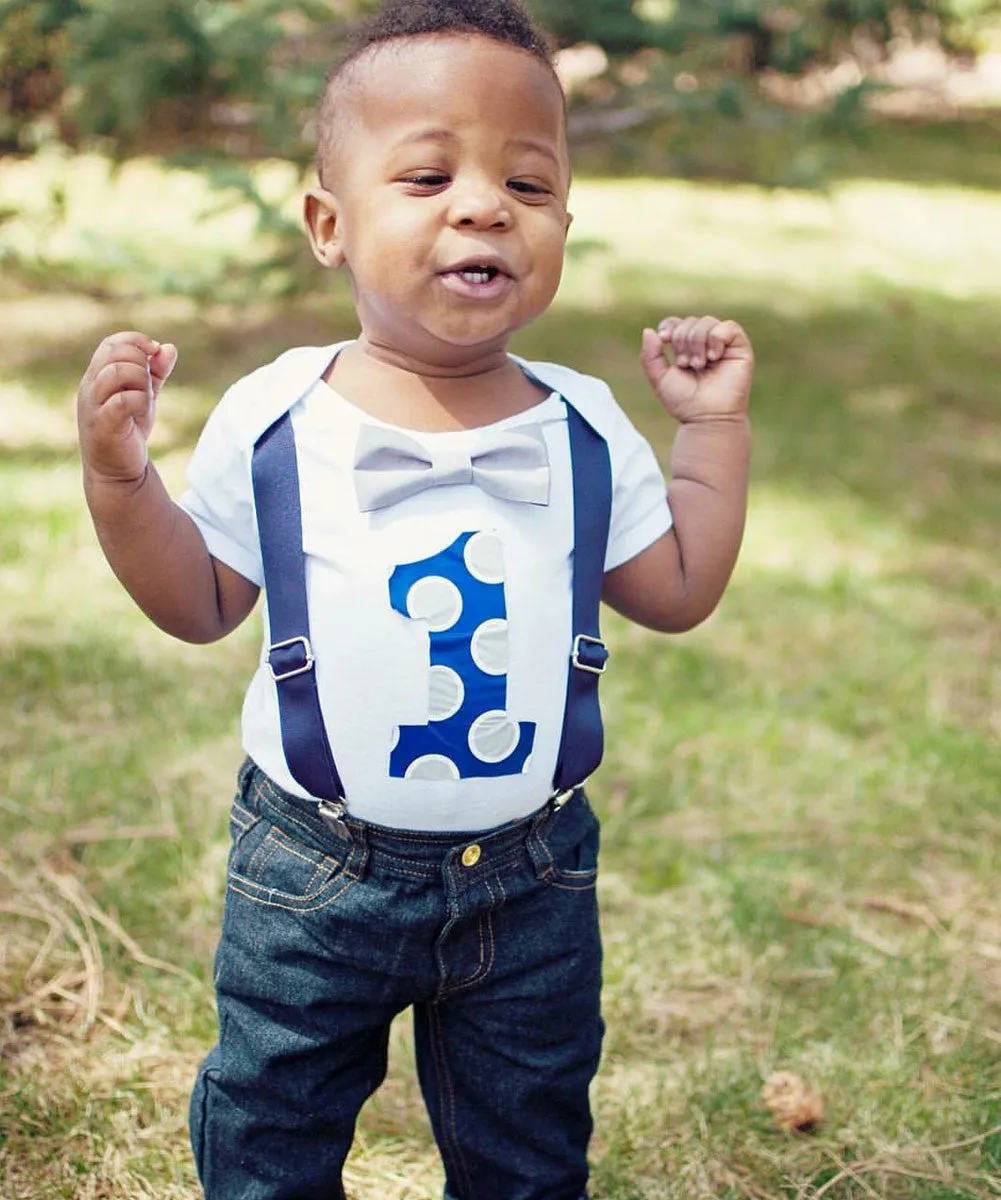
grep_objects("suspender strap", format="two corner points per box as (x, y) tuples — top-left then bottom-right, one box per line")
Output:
(552, 402), (612, 794)
(251, 397), (611, 803)
(252, 412), (345, 801)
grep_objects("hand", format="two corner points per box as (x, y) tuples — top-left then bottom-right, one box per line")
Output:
(640, 316), (753, 424)
(77, 332), (178, 483)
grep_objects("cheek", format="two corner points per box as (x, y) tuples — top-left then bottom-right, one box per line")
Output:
(536, 234), (567, 287)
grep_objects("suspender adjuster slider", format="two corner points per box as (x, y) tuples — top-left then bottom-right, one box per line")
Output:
(571, 633), (608, 676)
(267, 635), (315, 682)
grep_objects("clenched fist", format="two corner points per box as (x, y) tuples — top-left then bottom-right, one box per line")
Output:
(77, 331), (178, 483)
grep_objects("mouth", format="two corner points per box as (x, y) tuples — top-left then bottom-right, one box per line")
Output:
(454, 265), (502, 284)
(440, 256), (514, 283)
(438, 257), (516, 300)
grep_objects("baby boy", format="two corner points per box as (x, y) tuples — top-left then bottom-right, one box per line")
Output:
(76, 1), (754, 1197)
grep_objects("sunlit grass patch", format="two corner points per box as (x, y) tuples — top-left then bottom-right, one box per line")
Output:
(561, 177), (1001, 312)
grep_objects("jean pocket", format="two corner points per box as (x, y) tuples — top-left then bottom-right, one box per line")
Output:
(227, 807), (354, 912)
(538, 796), (601, 892)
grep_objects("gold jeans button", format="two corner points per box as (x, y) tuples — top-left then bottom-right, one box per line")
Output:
(461, 843), (482, 868)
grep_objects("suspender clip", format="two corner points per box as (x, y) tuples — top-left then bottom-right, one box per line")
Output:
(318, 798), (350, 840)
(571, 633), (609, 676)
(267, 635), (315, 682)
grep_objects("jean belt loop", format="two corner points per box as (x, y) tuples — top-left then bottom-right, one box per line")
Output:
(237, 757), (256, 798)
(343, 819), (370, 881)
(525, 808), (555, 880)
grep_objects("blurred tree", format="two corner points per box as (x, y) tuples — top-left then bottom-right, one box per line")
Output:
(666, 0), (992, 72)
(0, 0), (350, 157)
(0, 0), (82, 149)
(529, 0), (668, 53)
(3, 0), (998, 156)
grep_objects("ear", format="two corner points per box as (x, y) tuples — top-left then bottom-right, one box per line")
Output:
(564, 210), (574, 238)
(303, 188), (345, 268)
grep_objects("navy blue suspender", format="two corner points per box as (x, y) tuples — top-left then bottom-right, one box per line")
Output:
(251, 398), (611, 805)
(252, 414), (346, 802)
(551, 403), (611, 795)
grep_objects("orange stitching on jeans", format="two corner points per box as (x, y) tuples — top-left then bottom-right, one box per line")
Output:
(230, 802), (254, 829)
(272, 808), (319, 843)
(549, 875), (598, 892)
(378, 862), (437, 880)
(439, 878), (498, 999)
(268, 826), (341, 875)
(246, 828), (281, 880)
(227, 874), (357, 913)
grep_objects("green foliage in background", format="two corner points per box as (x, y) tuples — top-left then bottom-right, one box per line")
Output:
(3, 0), (999, 158)
(0, 0), (346, 160)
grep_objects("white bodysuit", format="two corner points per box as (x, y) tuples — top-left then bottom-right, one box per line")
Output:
(179, 343), (672, 831)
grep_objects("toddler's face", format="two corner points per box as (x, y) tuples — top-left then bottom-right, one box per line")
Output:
(306, 34), (571, 368)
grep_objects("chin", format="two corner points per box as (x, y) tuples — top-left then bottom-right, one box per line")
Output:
(424, 323), (517, 355)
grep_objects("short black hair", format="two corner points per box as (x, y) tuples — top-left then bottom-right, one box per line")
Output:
(343, 0), (553, 63)
(315, 0), (559, 184)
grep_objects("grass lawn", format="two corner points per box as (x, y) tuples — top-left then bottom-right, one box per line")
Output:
(1, 130), (1000, 1198)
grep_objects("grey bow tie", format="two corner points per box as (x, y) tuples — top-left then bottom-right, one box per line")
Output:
(353, 423), (551, 512)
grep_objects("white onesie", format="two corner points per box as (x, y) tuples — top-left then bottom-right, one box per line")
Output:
(179, 342), (672, 831)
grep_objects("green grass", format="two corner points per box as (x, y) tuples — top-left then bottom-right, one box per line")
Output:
(2, 128), (1001, 1198)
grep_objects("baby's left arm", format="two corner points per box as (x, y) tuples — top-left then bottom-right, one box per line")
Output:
(602, 316), (753, 633)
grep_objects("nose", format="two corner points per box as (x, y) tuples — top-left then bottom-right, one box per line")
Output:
(447, 177), (512, 230)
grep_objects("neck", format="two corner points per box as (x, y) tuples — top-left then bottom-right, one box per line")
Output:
(328, 337), (545, 432)
(356, 332), (513, 382)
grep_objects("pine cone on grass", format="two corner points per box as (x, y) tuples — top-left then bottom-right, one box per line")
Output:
(761, 1071), (824, 1133)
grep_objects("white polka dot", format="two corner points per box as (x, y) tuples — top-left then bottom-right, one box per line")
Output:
(468, 710), (519, 763)
(406, 576), (462, 632)
(470, 619), (509, 676)
(463, 531), (505, 584)
(522, 754), (533, 774)
(428, 665), (464, 721)
(405, 755), (461, 781)
(390, 724), (400, 750)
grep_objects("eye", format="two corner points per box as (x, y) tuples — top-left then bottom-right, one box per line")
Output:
(401, 173), (450, 190)
(508, 179), (552, 198)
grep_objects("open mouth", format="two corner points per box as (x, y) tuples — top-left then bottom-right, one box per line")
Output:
(438, 258), (514, 300)
(449, 264), (506, 284)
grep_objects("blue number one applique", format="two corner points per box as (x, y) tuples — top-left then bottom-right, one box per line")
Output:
(388, 531), (536, 781)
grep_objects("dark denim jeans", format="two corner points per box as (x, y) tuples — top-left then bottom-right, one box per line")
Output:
(190, 760), (603, 1200)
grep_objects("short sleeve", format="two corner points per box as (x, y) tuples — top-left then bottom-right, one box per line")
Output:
(177, 391), (263, 587)
(604, 403), (673, 572)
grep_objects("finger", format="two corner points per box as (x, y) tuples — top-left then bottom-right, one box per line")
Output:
(91, 360), (152, 407)
(82, 341), (155, 394)
(687, 316), (720, 370)
(670, 317), (700, 369)
(100, 330), (161, 356)
(656, 318), (685, 368)
(81, 331), (162, 388)
(101, 388), (153, 426)
(657, 316), (683, 345)
(148, 343), (178, 395)
(708, 319), (753, 362)
(707, 322), (729, 363)
(639, 327), (669, 391)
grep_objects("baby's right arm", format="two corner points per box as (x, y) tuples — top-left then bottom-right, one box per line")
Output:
(77, 331), (259, 643)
